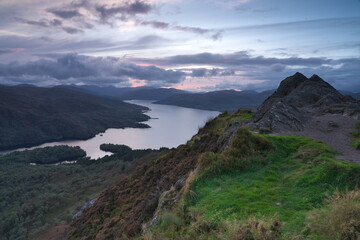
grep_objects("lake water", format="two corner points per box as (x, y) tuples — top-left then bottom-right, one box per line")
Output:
(5, 101), (220, 159)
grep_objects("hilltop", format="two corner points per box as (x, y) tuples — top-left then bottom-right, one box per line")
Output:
(67, 73), (360, 240)
(251, 72), (360, 131)
(248, 72), (360, 162)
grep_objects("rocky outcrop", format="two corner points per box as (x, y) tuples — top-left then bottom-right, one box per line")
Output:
(251, 73), (360, 132)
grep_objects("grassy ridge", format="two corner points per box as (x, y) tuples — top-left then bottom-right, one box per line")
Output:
(146, 131), (360, 240)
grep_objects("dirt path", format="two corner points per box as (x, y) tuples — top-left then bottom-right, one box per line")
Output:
(278, 114), (360, 164)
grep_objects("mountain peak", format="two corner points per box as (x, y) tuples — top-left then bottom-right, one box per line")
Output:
(251, 73), (360, 131)
(272, 72), (308, 98)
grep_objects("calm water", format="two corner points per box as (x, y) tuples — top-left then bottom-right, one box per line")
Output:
(6, 101), (219, 159)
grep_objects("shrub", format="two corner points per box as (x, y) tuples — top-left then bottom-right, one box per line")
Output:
(259, 128), (273, 134)
(197, 152), (244, 178)
(160, 212), (183, 230)
(227, 127), (274, 157)
(217, 217), (281, 240)
(307, 190), (360, 240)
(197, 128), (273, 178)
(355, 139), (360, 150)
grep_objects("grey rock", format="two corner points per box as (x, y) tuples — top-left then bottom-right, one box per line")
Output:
(250, 73), (360, 132)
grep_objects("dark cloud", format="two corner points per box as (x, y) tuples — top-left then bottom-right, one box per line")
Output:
(191, 68), (207, 77)
(48, 9), (82, 19)
(131, 51), (331, 67)
(139, 21), (170, 29)
(62, 26), (84, 34)
(17, 18), (62, 28)
(0, 54), (185, 86)
(190, 68), (234, 77)
(95, 1), (152, 23)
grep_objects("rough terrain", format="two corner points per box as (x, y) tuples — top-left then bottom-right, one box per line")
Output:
(279, 114), (359, 163)
(249, 72), (360, 163)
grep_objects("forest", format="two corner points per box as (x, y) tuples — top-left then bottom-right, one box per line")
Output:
(0, 145), (168, 240)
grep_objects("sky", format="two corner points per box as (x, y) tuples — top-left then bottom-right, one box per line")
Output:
(0, 0), (359, 92)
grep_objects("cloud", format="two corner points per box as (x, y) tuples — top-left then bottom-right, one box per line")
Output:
(95, 1), (153, 23)
(138, 20), (223, 40)
(62, 26), (84, 34)
(211, 0), (251, 8)
(0, 48), (25, 55)
(0, 34), (171, 63)
(17, 18), (62, 28)
(131, 51), (331, 67)
(190, 68), (235, 77)
(48, 9), (82, 19)
(17, 17), (84, 34)
(139, 20), (170, 29)
(132, 51), (360, 92)
(0, 53), (185, 86)
(4, 0), (222, 40)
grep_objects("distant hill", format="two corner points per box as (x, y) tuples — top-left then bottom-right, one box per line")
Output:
(340, 90), (360, 100)
(57, 85), (188, 100)
(154, 89), (274, 112)
(0, 85), (149, 150)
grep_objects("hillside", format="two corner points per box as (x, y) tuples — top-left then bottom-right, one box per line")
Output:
(67, 73), (360, 240)
(154, 90), (274, 112)
(58, 85), (188, 101)
(0, 145), (168, 240)
(0, 85), (150, 150)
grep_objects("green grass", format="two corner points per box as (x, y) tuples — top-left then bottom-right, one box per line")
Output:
(200, 110), (253, 135)
(351, 122), (360, 150)
(187, 135), (360, 238)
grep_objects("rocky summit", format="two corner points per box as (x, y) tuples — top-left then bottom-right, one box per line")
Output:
(250, 72), (360, 132)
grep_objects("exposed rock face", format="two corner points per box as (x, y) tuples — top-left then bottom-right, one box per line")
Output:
(251, 72), (360, 131)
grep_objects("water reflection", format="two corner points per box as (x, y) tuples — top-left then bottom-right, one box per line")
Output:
(5, 101), (220, 159)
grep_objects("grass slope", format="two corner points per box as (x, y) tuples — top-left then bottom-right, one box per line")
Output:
(146, 131), (360, 240)
(188, 136), (360, 238)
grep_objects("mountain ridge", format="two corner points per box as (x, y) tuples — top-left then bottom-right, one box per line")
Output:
(155, 89), (274, 112)
(0, 85), (150, 150)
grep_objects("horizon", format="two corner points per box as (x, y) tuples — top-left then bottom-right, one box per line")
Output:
(0, 0), (359, 92)
(3, 72), (360, 94)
